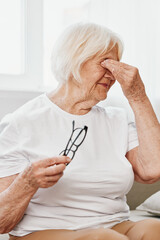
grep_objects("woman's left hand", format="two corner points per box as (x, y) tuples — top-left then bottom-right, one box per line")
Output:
(101, 59), (146, 102)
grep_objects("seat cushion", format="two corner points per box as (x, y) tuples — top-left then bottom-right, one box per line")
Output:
(130, 210), (160, 222)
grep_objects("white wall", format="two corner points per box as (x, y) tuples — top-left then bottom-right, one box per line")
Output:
(0, 90), (159, 122)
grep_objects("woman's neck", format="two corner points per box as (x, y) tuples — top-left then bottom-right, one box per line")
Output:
(47, 82), (98, 115)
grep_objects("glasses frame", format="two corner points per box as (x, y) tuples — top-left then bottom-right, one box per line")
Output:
(59, 120), (88, 165)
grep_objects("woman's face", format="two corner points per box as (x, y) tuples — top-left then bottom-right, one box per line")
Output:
(78, 45), (119, 103)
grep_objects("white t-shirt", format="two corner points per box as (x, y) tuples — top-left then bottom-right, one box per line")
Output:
(0, 93), (139, 236)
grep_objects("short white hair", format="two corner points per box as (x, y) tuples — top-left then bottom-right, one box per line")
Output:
(51, 22), (123, 84)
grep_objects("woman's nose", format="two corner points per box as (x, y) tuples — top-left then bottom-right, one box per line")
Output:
(104, 72), (115, 80)
(104, 68), (115, 79)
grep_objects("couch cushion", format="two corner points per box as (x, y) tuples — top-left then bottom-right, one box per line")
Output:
(0, 234), (8, 240)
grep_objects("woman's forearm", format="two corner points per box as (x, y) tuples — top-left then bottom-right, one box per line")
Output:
(0, 156), (70, 234)
(101, 59), (160, 180)
(0, 168), (38, 234)
(129, 95), (160, 179)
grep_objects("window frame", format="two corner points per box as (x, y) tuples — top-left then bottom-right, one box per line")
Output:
(0, 0), (44, 91)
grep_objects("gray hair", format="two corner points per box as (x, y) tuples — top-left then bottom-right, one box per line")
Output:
(51, 22), (123, 84)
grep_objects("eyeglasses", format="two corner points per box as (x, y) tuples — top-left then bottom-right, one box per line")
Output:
(59, 120), (88, 165)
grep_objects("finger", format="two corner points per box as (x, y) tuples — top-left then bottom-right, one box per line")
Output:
(39, 156), (71, 168)
(54, 156), (71, 165)
(102, 59), (131, 70)
(45, 173), (63, 182)
(101, 61), (120, 79)
(101, 60), (121, 73)
(101, 59), (133, 79)
(101, 61), (128, 80)
(45, 163), (66, 176)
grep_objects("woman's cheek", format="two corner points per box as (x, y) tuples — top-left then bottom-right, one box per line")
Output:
(96, 66), (106, 77)
(99, 64), (106, 72)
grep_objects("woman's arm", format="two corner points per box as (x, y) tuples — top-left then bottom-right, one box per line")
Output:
(0, 156), (71, 234)
(127, 95), (160, 181)
(0, 172), (37, 234)
(126, 147), (160, 184)
(101, 59), (160, 182)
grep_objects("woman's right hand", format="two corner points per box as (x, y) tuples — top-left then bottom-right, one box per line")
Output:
(22, 156), (71, 190)
(0, 156), (71, 234)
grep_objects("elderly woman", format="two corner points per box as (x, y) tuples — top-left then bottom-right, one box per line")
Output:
(0, 22), (160, 240)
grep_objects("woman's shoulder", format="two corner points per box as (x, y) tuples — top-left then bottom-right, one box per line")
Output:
(93, 105), (129, 132)
(95, 104), (127, 119)
(0, 94), (47, 126)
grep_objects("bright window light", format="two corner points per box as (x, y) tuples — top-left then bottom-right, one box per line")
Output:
(43, 0), (90, 88)
(0, 0), (24, 75)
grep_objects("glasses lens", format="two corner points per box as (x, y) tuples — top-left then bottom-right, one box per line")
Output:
(71, 129), (86, 146)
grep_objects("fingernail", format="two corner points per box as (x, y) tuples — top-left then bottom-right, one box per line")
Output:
(101, 60), (110, 66)
(67, 157), (71, 162)
(101, 61), (105, 66)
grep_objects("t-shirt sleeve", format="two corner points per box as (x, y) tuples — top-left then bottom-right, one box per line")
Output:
(127, 121), (139, 152)
(0, 115), (29, 178)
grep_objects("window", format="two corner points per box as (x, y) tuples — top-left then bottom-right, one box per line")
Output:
(0, 0), (160, 100)
(43, 0), (90, 89)
(0, 0), (24, 74)
(0, 0), (43, 91)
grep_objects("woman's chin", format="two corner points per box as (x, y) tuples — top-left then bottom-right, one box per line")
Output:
(101, 95), (108, 101)
(97, 92), (108, 101)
